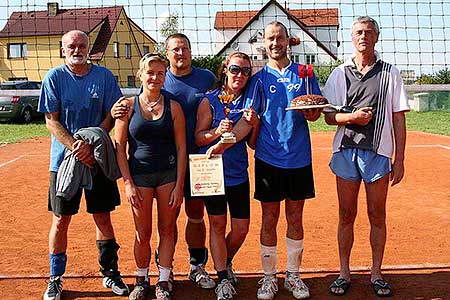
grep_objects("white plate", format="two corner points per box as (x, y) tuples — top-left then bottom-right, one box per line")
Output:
(285, 103), (332, 110)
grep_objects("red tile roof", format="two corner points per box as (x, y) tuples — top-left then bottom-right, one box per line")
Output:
(0, 6), (123, 60)
(214, 8), (339, 30)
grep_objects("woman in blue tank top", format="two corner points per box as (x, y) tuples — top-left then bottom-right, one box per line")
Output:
(115, 53), (186, 300)
(194, 52), (260, 300)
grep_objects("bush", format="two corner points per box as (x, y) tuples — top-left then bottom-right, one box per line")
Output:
(415, 68), (450, 84)
(313, 60), (342, 86)
(192, 56), (224, 76)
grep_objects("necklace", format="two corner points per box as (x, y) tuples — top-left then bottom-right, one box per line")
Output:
(140, 94), (162, 115)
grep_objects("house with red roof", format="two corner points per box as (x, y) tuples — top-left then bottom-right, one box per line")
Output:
(0, 3), (156, 87)
(214, 0), (339, 69)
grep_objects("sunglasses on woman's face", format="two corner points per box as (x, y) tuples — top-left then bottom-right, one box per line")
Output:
(227, 64), (251, 76)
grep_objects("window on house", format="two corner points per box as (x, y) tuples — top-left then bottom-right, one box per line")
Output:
(125, 43), (131, 59)
(127, 75), (136, 87)
(306, 54), (316, 65)
(291, 54), (300, 63)
(143, 45), (150, 55)
(113, 42), (119, 58)
(8, 43), (27, 58)
(59, 41), (65, 58)
(253, 55), (258, 60)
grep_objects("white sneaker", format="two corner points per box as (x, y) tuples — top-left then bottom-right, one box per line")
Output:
(257, 274), (278, 300)
(215, 279), (236, 300)
(284, 272), (310, 299)
(43, 276), (63, 300)
(188, 264), (216, 289)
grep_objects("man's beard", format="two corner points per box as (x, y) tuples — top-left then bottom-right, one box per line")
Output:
(68, 55), (88, 65)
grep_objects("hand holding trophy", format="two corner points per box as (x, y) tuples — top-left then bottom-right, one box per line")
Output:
(217, 91), (236, 144)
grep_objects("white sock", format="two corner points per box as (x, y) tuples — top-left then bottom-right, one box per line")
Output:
(136, 267), (149, 282)
(261, 244), (277, 276)
(286, 237), (304, 273)
(158, 265), (172, 282)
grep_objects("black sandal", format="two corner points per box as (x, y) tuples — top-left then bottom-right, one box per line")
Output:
(372, 279), (393, 297)
(329, 278), (351, 296)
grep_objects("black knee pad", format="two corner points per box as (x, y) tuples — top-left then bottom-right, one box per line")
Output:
(96, 239), (120, 276)
(189, 247), (208, 265)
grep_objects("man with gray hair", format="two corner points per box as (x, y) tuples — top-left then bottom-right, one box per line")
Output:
(323, 16), (409, 297)
(39, 30), (129, 300)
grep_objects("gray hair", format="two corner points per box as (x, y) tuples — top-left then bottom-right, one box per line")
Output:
(351, 16), (380, 35)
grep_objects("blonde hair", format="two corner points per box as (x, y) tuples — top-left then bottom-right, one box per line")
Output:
(137, 53), (169, 78)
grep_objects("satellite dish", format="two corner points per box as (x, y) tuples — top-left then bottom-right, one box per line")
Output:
(231, 41), (239, 50)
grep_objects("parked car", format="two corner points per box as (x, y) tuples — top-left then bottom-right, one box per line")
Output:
(0, 80), (42, 123)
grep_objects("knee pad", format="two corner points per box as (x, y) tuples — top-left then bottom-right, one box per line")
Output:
(96, 239), (120, 276)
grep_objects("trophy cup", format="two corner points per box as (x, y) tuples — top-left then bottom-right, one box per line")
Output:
(217, 92), (236, 144)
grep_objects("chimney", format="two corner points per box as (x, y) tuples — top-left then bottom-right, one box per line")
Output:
(47, 2), (59, 17)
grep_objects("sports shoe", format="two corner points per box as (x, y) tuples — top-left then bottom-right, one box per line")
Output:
(43, 276), (63, 300)
(155, 281), (172, 300)
(189, 264), (216, 289)
(284, 272), (310, 299)
(103, 273), (130, 296)
(155, 249), (174, 292)
(227, 263), (238, 286)
(129, 278), (149, 300)
(215, 279), (237, 300)
(257, 274), (278, 300)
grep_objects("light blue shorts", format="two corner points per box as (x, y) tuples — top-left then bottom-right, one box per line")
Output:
(329, 148), (391, 183)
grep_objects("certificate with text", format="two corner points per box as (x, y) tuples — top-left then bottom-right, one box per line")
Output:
(189, 154), (225, 197)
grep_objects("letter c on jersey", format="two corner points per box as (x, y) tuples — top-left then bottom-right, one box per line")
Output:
(269, 85), (277, 93)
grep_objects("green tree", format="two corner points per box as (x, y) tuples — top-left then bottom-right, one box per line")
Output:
(156, 12), (179, 53)
(415, 68), (450, 84)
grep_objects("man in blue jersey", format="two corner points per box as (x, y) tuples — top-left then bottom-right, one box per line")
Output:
(245, 21), (322, 300)
(39, 30), (128, 300)
(112, 33), (216, 290)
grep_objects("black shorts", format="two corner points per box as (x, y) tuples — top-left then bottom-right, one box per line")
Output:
(48, 170), (120, 216)
(254, 158), (315, 202)
(203, 180), (250, 219)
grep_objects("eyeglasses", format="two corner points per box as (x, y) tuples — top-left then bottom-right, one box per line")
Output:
(227, 65), (251, 76)
(167, 47), (191, 54)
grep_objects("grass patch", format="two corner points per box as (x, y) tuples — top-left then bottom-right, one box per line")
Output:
(0, 120), (49, 145)
(406, 110), (450, 136)
(0, 111), (448, 145)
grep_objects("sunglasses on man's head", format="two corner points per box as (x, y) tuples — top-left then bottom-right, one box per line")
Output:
(227, 65), (251, 76)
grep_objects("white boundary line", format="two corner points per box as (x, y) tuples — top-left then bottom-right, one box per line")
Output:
(0, 155), (24, 168)
(1, 263), (450, 279)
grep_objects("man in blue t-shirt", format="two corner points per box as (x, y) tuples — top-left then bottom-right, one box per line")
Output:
(162, 33), (217, 290)
(112, 33), (217, 290)
(245, 21), (322, 300)
(39, 30), (128, 300)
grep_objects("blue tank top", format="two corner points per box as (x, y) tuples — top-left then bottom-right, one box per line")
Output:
(199, 88), (249, 186)
(128, 95), (177, 174)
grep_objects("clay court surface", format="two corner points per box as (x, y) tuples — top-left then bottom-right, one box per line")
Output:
(0, 131), (449, 299)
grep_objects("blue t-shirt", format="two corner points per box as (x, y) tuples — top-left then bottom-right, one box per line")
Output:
(163, 66), (216, 154)
(245, 62), (321, 169)
(38, 64), (122, 172)
(198, 88), (249, 186)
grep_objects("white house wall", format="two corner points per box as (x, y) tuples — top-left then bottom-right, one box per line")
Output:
(215, 3), (338, 65)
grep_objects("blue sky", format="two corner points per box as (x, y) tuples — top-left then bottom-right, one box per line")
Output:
(1, 0), (449, 76)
